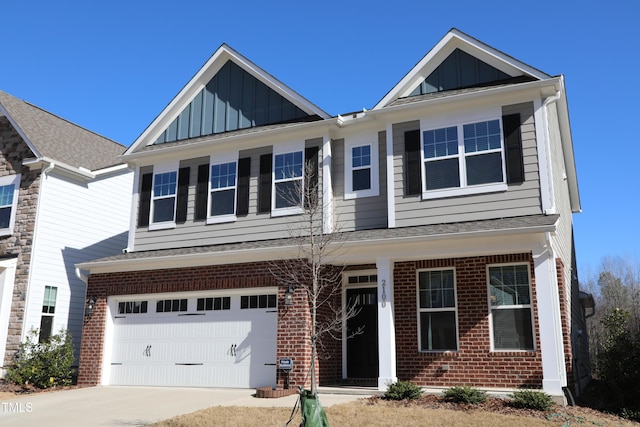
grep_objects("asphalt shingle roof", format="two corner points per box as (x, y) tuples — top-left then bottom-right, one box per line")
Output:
(0, 90), (126, 171)
(87, 214), (559, 265)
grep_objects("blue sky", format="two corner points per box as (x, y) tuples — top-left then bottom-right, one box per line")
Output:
(1, 1), (637, 276)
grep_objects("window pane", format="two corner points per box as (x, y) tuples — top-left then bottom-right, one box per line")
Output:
(275, 152), (303, 180)
(423, 127), (457, 159)
(420, 311), (457, 351)
(39, 316), (53, 343)
(211, 162), (236, 189)
(154, 172), (177, 197)
(352, 145), (371, 167)
(211, 189), (235, 216)
(489, 265), (530, 306)
(425, 158), (460, 190)
(153, 198), (175, 222)
(0, 184), (14, 206)
(466, 152), (503, 185)
(275, 181), (301, 208)
(463, 120), (501, 153)
(492, 308), (534, 350)
(419, 270), (455, 308)
(352, 168), (371, 191)
(0, 207), (10, 229)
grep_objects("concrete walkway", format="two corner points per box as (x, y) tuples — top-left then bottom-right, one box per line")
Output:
(0, 386), (375, 426)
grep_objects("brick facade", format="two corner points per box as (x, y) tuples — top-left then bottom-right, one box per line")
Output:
(78, 252), (571, 392)
(394, 253), (544, 389)
(0, 117), (41, 366)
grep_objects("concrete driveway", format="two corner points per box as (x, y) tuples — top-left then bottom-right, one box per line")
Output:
(0, 386), (373, 426)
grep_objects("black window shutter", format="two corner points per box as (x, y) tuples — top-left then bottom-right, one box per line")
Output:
(304, 146), (319, 209)
(503, 113), (525, 184)
(258, 154), (272, 213)
(195, 164), (209, 220)
(405, 129), (422, 195)
(236, 157), (251, 216)
(138, 173), (153, 227)
(175, 167), (190, 223)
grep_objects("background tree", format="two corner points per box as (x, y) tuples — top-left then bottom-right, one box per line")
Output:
(584, 255), (640, 419)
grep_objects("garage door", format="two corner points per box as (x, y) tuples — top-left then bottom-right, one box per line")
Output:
(108, 291), (278, 388)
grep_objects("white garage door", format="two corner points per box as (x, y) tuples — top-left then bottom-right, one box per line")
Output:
(108, 291), (278, 388)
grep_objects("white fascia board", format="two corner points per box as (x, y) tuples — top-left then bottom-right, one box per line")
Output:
(374, 29), (551, 110)
(555, 77), (581, 213)
(123, 117), (335, 166)
(127, 45), (330, 154)
(368, 78), (562, 123)
(77, 219), (557, 275)
(22, 157), (96, 181)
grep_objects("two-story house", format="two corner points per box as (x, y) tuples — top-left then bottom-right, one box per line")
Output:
(0, 91), (132, 374)
(76, 29), (590, 401)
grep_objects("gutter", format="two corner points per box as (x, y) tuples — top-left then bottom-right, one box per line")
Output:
(77, 218), (558, 274)
(23, 157), (96, 180)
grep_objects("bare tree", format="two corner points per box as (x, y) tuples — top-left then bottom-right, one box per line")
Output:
(269, 154), (360, 395)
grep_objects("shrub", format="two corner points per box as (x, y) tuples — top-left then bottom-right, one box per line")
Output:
(383, 380), (423, 400)
(443, 385), (487, 404)
(5, 328), (74, 389)
(509, 390), (554, 411)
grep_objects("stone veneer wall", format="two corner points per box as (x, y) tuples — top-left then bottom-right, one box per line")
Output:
(0, 117), (41, 366)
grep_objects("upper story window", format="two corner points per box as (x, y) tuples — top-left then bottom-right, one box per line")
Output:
(152, 170), (177, 225)
(422, 116), (506, 199)
(273, 142), (304, 216)
(0, 174), (21, 236)
(208, 153), (238, 224)
(417, 269), (458, 351)
(488, 264), (534, 351)
(344, 136), (379, 199)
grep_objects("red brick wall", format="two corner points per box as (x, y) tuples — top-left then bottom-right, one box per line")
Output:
(394, 254), (544, 389)
(78, 260), (336, 389)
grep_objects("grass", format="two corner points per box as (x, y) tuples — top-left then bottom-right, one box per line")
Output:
(150, 398), (639, 427)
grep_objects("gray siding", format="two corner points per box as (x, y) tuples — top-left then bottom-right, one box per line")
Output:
(394, 102), (542, 227)
(332, 132), (388, 231)
(134, 139), (323, 252)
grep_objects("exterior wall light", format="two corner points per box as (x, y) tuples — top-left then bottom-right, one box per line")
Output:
(283, 287), (295, 307)
(85, 296), (97, 317)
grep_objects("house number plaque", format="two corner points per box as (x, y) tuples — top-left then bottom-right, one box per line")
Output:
(381, 279), (387, 307)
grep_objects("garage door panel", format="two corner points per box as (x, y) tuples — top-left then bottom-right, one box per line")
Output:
(109, 293), (277, 388)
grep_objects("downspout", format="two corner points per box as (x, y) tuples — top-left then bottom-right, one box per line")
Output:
(21, 161), (55, 342)
(541, 90), (561, 215)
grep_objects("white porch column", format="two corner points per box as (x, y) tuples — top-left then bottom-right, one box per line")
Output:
(376, 257), (397, 390)
(533, 238), (566, 398)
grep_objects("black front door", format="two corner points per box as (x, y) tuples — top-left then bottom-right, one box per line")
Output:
(346, 288), (378, 378)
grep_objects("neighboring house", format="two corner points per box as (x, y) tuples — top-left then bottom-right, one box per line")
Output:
(76, 29), (592, 401)
(0, 91), (132, 373)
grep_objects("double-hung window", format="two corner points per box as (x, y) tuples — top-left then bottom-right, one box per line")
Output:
(344, 136), (379, 199)
(420, 110), (507, 199)
(39, 285), (57, 343)
(150, 162), (179, 229)
(488, 264), (534, 351)
(208, 153), (238, 223)
(273, 143), (304, 215)
(417, 269), (458, 351)
(0, 174), (20, 236)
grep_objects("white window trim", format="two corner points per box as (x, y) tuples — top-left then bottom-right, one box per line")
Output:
(419, 108), (507, 200)
(0, 174), (21, 236)
(486, 262), (536, 352)
(416, 268), (459, 353)
(207, 152), (238, 225)
(344, 135), (379, 199)
(272, 141), (305, 217)
(149, 161), (179, 231)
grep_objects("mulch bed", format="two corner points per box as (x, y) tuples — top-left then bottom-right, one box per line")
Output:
(362, 394), (636, 425)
